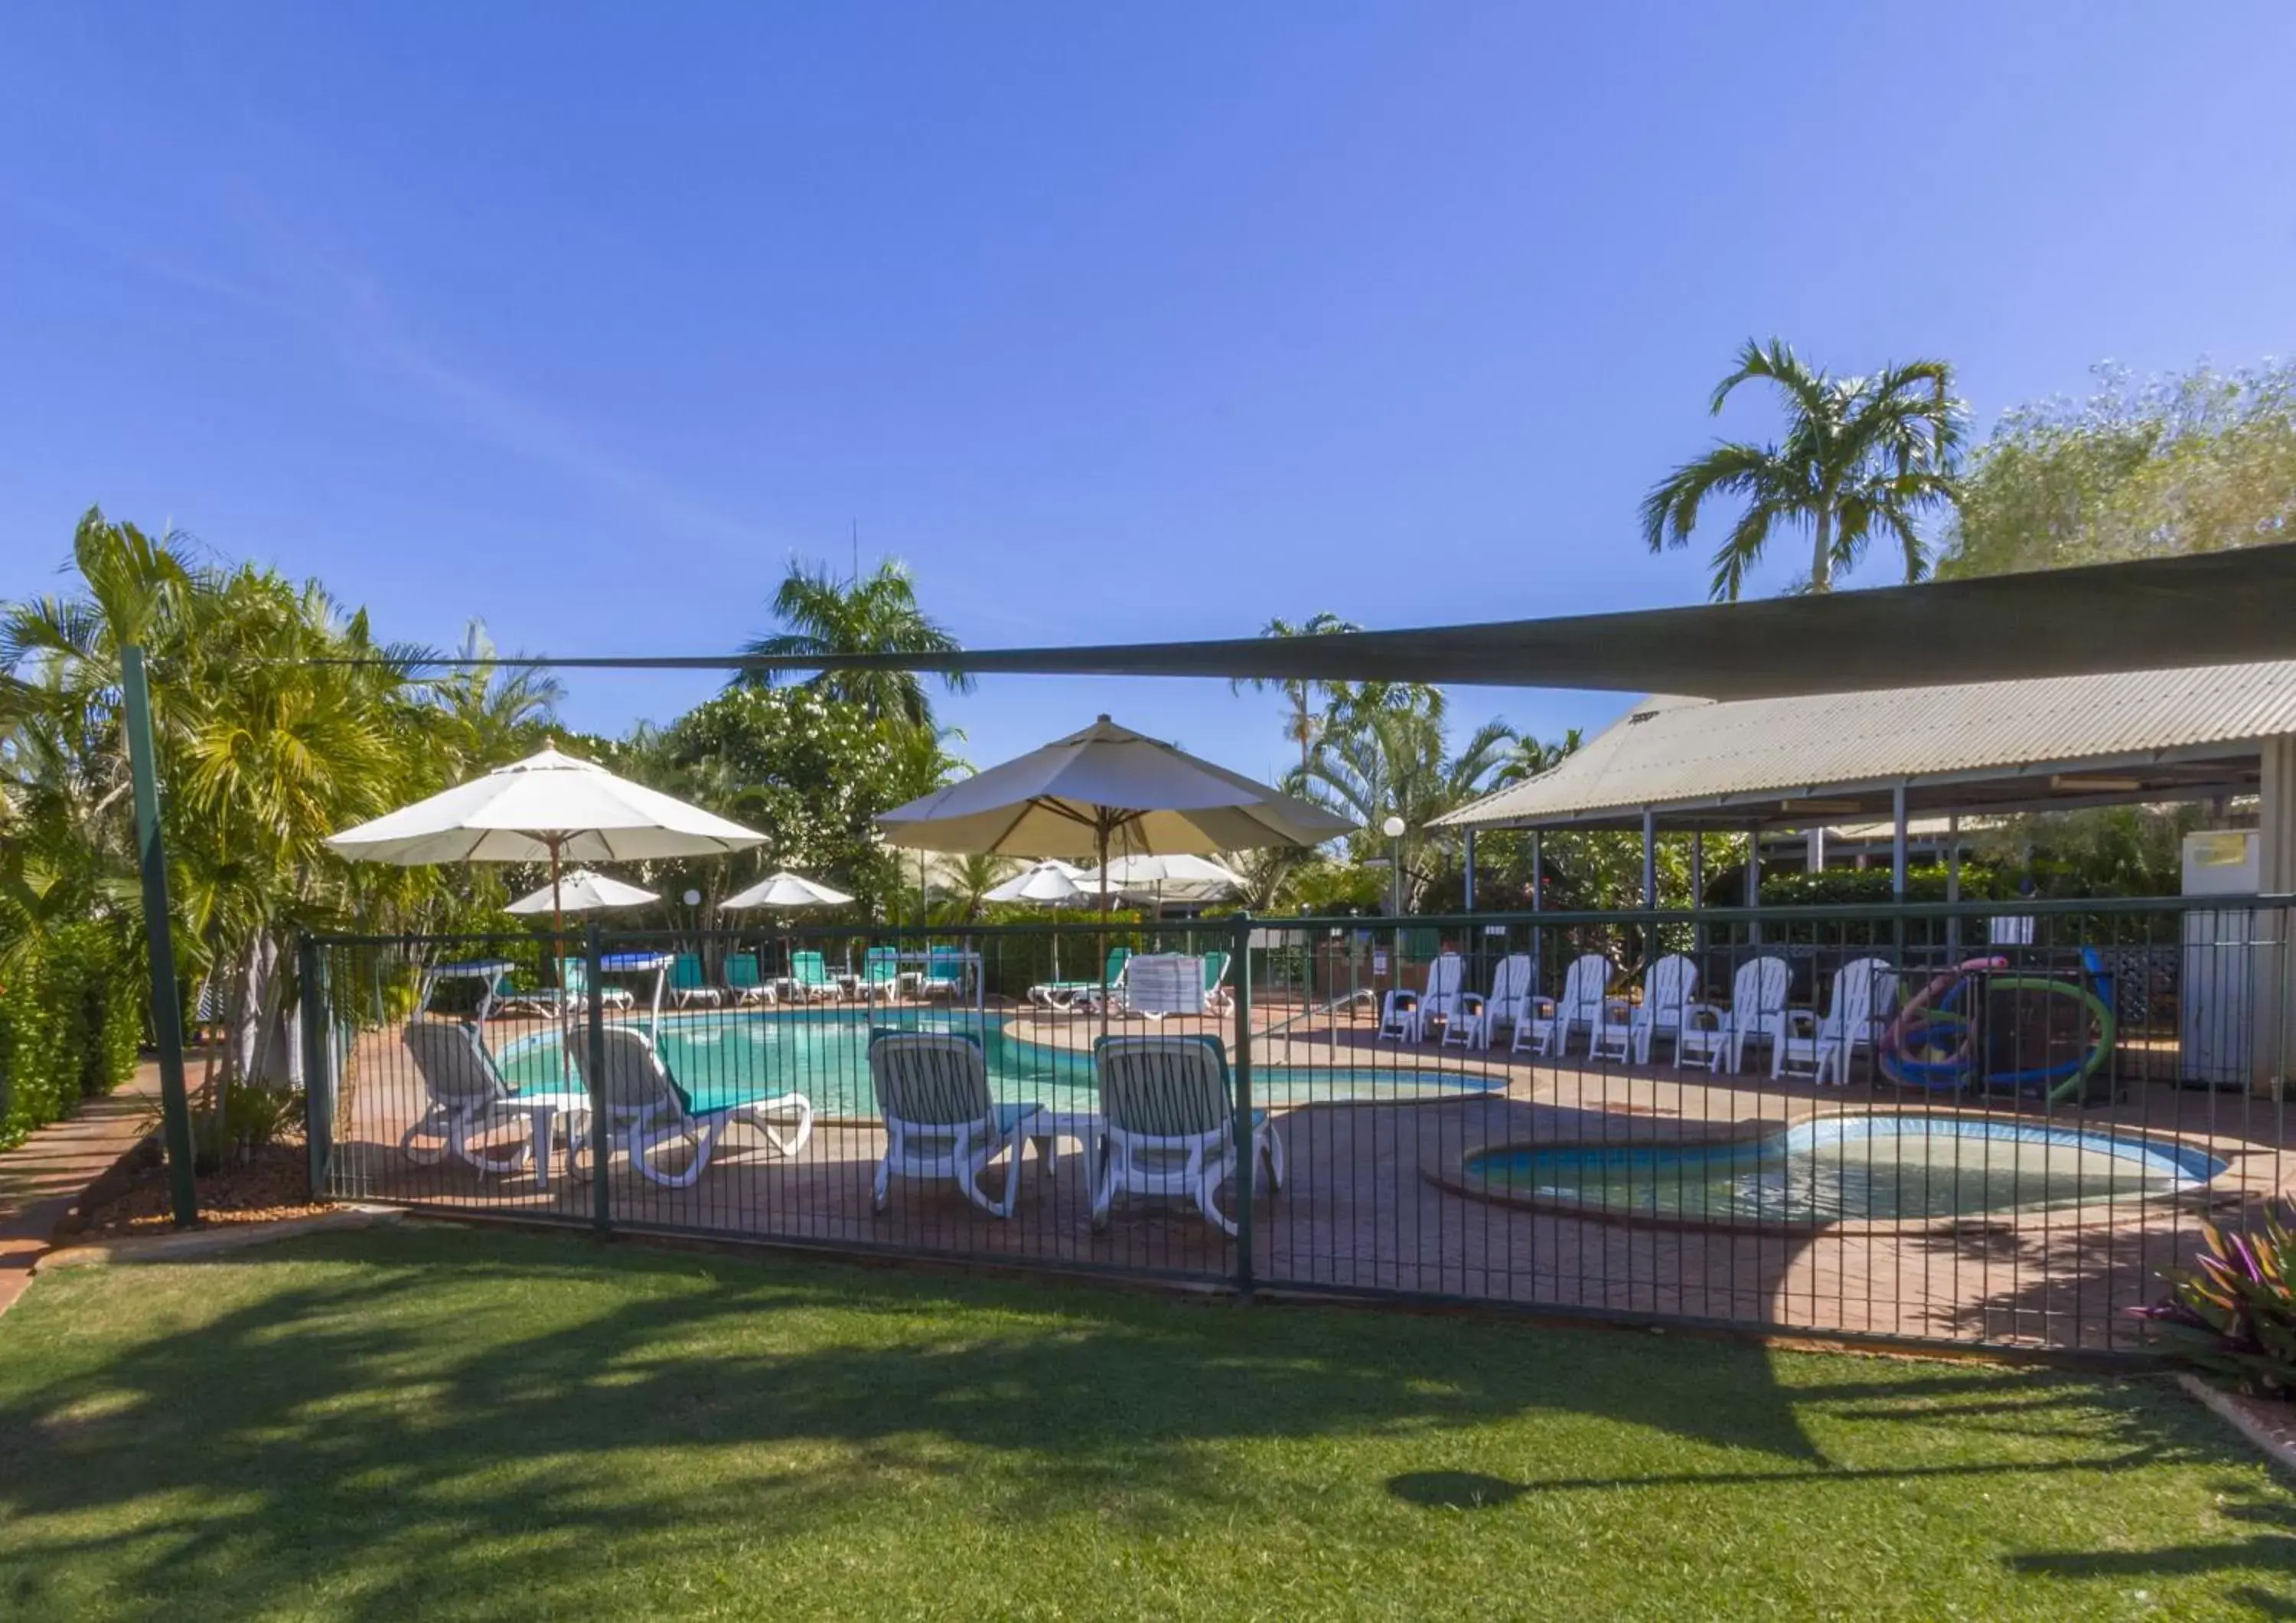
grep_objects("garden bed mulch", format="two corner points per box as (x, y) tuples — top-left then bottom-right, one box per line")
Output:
(65, 1134), (331, 1239)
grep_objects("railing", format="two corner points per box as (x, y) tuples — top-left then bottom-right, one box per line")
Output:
(301, 896), (2295, 1354)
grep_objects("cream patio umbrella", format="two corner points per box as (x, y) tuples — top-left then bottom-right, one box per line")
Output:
(1082, 851), (1245, 916)
(328, 746), (765, 951)
(718, 870), (857, 990)
(503, 867), (659, 916)
(878, 715), (1353, 1004)
(877, 715), (1353, 900)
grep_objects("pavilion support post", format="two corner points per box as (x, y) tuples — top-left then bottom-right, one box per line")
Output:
(1462, 827), (1479, 988)
(2255, 737), (2296, 1095)
(1530, 831), (1543, 912)
(1946, 814), (1962, 953)
(1891, 783), (1910, 961)
(1745, 823), (1761, 946)
(1805, 825), (1826, 875)
(1691, 830), (1706, 961)
(1641, 809), (1658, 968)
(1891, 785), (1910, 899)
(122, 645), (198, 1228)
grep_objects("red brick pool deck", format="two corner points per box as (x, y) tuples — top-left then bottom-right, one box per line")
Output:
(325, 1001), (2295, 1352)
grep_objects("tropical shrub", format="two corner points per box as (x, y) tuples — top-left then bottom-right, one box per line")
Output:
(2132, 1203), (2296, 1399)
(0, 923), (144, 1148)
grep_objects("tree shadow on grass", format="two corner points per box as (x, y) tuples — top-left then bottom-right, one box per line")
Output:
(0, 1226), (2268, 1621)
(2007, 1487), (2296, 1619)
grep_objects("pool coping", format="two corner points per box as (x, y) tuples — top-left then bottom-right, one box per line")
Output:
(1427, 1101), (2284, 1239)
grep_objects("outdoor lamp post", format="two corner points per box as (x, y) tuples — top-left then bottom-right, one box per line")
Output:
(1381, 815), (1406, 918)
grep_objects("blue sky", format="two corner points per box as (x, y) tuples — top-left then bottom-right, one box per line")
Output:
(4, 5), (2291, 783)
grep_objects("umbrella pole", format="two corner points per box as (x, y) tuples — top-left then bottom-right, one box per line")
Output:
(550, 835), (566, 986)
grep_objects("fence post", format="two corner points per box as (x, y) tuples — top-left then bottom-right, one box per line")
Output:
(120, 645), (197, 1227)
(1231, 910), (1256, 1301)
(585, 925), (611, 1236)
(298, 933), (333, 1197)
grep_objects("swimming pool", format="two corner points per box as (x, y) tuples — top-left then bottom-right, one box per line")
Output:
(1457, 1114), (2223, 1225)
(494, 1009), (1503, 1118)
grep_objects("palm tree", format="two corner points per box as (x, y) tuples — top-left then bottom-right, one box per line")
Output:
(738, 558), (969, 729)
(1228, 612), (1362, 777)
(435, 620), (564, 767)
(1642, 339), (1965, 599)
(1300, 709), (1515, 913)
(1494, 727), (1582, 787)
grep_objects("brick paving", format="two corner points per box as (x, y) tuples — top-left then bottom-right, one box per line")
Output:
(0, 1063), (161, 1316)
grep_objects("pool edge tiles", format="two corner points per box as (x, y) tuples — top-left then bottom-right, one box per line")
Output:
(1450, 1110), (2229, 1232)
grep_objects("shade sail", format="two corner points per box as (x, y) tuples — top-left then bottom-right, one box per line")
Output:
(876, 716), (1355, 857)
(471, 544), (2296, 700)
(718, 870), (856, 911)
(504, 868), (657, 914)
(327, 746), (765, 864)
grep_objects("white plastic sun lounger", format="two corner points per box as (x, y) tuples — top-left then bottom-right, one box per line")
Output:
(567, 1022), (813, 1187)
(1091, 1034), (1283, 1237)
(866, 1030), (1045, 1216)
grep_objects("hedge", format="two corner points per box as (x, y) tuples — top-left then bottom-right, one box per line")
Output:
(0, 923), (145, 1150)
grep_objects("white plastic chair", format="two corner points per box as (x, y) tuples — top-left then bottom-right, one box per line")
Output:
(1417, 952), (1466, 1040)
(1515, 953), (1614, 1056)
(1678, 956), (1791, 1073)
(1594, 954), (1699, 1064)
(1091, 1034), (1283, 1237)
(569, 1023), (814, 1188)
(866, 1030), (1042, 1216)
(1782, 956), (1899, 1085)
(1446, 954), (1534, 1050)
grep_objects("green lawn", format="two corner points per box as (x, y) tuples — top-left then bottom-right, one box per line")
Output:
(1, 1226), (2289, 1621)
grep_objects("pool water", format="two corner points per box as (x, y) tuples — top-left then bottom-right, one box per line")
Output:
(494, 1008), (1502, 1118)
(1459, 1115), (2222, 1224)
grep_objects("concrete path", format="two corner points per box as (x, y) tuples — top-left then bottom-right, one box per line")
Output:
(0, 1062), (162, 1316)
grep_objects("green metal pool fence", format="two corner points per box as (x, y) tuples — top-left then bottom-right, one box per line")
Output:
(297, 896), (2296, 1355)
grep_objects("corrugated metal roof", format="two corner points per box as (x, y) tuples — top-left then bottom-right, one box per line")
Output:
(1440, 661), (2296, 829)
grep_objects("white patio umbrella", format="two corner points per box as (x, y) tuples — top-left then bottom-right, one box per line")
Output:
(504, 868), (658, 916)
(879, 717), (1352, 1009)
(983, 859), (1091, 981)
(328, 745), (765, 945)
(717, 870), (856, 911)
(983, 859), (1090, 905)
(1085, 852), (1244, 906)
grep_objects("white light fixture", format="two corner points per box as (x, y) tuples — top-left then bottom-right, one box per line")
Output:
(1381, 815), (1406, 838)
(683, 889), (703, 906)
